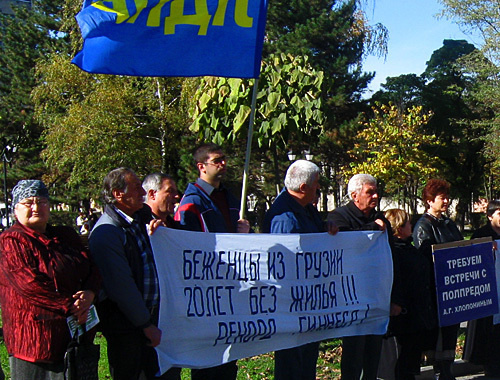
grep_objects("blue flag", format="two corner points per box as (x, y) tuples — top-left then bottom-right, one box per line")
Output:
(72, 0), (268, 78)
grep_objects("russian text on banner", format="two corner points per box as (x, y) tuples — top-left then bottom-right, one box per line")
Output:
(433, 238), (499, 327)
(72, 0), (268, 78)
(150, 229), (393, 374)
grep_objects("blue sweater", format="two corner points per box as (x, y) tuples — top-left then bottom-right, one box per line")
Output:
(175, 181), (240, 232)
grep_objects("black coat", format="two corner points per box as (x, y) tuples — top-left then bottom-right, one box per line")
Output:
(471, 222), (500, 240)
(389, 238), (437, 335)
(413, 213), (463, 262)
(328, 201), (388, 232)
(412, 212), (463, 301)
(328, 201), (404, 306)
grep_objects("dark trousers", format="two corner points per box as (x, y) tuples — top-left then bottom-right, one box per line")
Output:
(274, 342), (320, 380)
(341, 335), (383, 380)
(104, 329), (181, 380)
(395, 333), (425, 380)
(191, 361), (237, 380)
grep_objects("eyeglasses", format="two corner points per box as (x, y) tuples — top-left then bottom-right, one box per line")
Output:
(18, 198), (49, 208)
(203, 156), (226, 166)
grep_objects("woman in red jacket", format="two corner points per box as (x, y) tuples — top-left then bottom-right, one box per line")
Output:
(0, 180), (100, 380)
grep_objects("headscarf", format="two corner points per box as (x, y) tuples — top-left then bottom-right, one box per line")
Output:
(12, 180), (49, 207)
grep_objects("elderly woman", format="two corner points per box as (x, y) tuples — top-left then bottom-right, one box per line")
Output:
(0, 180), (100, 380)
(413, 179), (463, 380)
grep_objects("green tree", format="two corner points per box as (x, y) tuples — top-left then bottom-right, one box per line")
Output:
(0, 0), (69, 201)
(264, 0), (385, 122)
(440, 0), (500, 199)
(0, 0), (67, 143)
(421, 39), (485, 228)
(32, 54), (191, 202)
(371, 74), (425, 111)
(347, 103), (441, 214)
(440, 0), (500, 65)
(189, 53), (324, 194)
(261, 0), (390, 208)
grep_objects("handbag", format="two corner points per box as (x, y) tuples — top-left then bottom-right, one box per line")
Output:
(64, 326), (100, 380)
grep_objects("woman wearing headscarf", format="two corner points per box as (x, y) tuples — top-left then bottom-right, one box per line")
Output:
(0, 180), (101, 380)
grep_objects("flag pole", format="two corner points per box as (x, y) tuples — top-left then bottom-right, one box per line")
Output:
(240, 77), (259, 220)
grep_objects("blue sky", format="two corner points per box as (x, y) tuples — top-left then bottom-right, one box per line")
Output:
(362, 0), (482, 95)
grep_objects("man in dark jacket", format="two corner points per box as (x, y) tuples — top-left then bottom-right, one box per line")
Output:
(174, 143), (250, 380)
(329, 173), (400, 380)
(263, 159), (338, 380)
(90, 168), (180, 380)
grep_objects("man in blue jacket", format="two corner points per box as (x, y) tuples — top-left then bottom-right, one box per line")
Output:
(175, 143), (250, 380)
(263, 159), (338, 380)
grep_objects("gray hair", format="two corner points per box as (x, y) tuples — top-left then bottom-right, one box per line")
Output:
(284, 160), (320, 191)
(102, 167), (136, 205)
(347, 174), (377, 199)
(142, 173), (173, 201)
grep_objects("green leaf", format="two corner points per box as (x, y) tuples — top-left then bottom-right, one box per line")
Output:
(234, 105), (251, 133)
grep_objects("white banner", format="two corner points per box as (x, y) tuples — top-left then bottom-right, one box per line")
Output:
(150, 229), (393, 374)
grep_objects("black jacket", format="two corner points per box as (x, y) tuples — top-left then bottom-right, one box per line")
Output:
(389, 237), (437, 334)
(328, 200), (388, 231)
(329, 201), (404, 306)
(413, 213), (463, 264)
(471, 222), (500, 240)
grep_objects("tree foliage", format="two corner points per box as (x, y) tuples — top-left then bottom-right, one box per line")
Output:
(32, 55), (190, 201)
(264, 0), (385, 104)
(440, 1), (500, 199)
(440, 0), (500, 65)
(188, 53), (324, 195)
(347, 104), (441, 214)
(371, 74), (425, 111)
(0, 0), (68, 144)
(419, 40), (486, 227)
(190, 53), (324, 150)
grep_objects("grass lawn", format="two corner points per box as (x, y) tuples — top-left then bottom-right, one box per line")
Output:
(0, 330), (467, 379)
(0, 331), (341, 380)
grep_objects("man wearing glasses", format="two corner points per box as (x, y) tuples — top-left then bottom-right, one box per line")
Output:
(175, 142), (250, 380)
